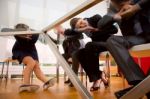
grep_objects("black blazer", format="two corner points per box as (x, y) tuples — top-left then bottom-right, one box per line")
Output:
(62, 29), (82, 57)
(85, 14), (118, 42)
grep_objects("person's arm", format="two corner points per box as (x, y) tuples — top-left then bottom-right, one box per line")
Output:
(97, 15), (116, 30)
(14, 28), (33, 41)
(97, 14), (118, 35)
(86, 14), (102, 28)
(30, 34), (39, 44)
(15, 35), (32, 39)
(119, 0), (150, 19)
(15, 29), (38, 44)
(14, 35), (32, 43)
(103, 25), (118, 35)
(75, 26), (98, 33)
(88, 14), (102, 23)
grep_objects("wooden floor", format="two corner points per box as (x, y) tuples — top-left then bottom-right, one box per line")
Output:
(0, 66), (141, 99)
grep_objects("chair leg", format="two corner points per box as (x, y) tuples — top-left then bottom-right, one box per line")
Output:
(56, 64), (59, 83)
(22, 64), (25, 82)
(5, 61), (9, 88)
(85, 74), (88, 88)
(64, 63), (72, 82)
(64, 72), (67, 82)
(0, 62), (5, 85)
(105, 53), (110, 86)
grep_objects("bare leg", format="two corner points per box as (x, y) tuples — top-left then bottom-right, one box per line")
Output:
(22, 56), (36, 85)
(33, 61), (48, 83)
(33, 61), (56, 90)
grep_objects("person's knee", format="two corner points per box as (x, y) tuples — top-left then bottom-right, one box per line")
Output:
(85, 42), (102, 53)
(34, 61), (40, 68)
(107, 36), (130, 48)
(23, 56), (36, 69)
(34, 61), (41, 70)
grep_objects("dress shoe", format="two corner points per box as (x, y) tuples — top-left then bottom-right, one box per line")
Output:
(64, 79), (70, 84)
(69, 82), (74, 87)
(114, 86), (134, 99)
(90, 86), (100, 91)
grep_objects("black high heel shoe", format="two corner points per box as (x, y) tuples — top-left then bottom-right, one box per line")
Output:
(64, 79), (71, 84)
(101, 71), (109, 88)
(90, 86), (100, 91)
(90, 80), (100, 91)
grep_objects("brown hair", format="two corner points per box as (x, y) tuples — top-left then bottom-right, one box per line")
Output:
(70, 18), (80, 29)
(15, 23), (29, 30)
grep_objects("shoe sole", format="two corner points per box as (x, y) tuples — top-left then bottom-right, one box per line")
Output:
(43, 77), (56, 90)
(19, 85), (40, 93)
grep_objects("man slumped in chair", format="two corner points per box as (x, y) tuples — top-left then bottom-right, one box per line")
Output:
(98, 0), (150, 98)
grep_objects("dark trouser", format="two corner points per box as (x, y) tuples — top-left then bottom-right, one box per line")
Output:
(106, 35), (148, 85)
(77, 42), (107, 82)
(63, 50), (80, 76)
(62, 53), (70, 62)
(146, 92), (150, 99)
(71, 50), (80, 75)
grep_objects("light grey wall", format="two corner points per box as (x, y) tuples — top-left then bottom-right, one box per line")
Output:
(0, 0), (108, 29)
(0, 0), (108, 61)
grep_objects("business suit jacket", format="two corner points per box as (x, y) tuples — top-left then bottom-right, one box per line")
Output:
(100, 0), (150, 85)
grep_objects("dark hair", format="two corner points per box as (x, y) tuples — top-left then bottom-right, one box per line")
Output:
(64, 28), (81, 36)
(111, 0), (129, 3)
(70, 18), (80, 29)
(15, 23), (29, 30)
(64, 28), (83, 39)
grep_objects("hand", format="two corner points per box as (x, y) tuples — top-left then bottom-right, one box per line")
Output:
(119, 4), (141, 19)
(18, 34), (32, 40)
(54, 25), (65, 35)
(113, 13), (122, 21)
(77, 26), (98, 32)
(26, 34), (32, 39)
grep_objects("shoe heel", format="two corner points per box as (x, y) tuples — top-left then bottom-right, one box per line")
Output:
(101, 71), (109, 87)
(90, 80), (100, 91)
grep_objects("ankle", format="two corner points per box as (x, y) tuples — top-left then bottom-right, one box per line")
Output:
(101, 72), (108, 82)
(92, 80), (100, 87)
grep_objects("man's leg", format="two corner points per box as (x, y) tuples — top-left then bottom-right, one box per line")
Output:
(62, 53), (71, 83)
(106, 35), (147, 98)
(107, 35), (146, 85)
(71, 51), (80, 75)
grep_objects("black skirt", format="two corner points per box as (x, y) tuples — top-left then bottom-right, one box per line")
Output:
(12, 48), (39, 64)
(12, 34), (39, 64)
